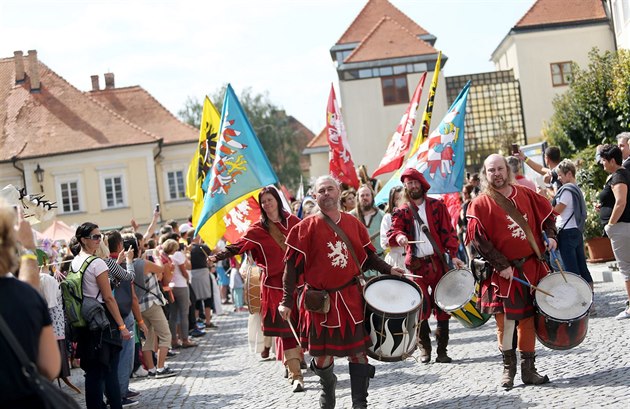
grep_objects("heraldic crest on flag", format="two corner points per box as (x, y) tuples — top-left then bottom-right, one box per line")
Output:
(327, 84), (360, 188)
(222, 196), (261, 244)
(195, 84), (278, 239)
(375, 81), (471, 205)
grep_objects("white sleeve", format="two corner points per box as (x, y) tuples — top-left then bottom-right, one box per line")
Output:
(380, 213), (392, 250)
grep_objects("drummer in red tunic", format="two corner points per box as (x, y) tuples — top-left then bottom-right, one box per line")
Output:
(279, 175), (404, 409)
(466, 153), (557, 389)
(387, 168), (466, 364)
(211, 186), (304, 392)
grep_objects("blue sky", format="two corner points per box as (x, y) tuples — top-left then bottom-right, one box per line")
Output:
(0, 0), (533, 134)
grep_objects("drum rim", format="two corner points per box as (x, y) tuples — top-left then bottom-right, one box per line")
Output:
(363, 275), (422, 315)
(535, 272), (592, 320)
(434, 268), (476, 313)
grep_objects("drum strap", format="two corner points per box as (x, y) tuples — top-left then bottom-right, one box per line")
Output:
(486, 189), (543, 260)
(317, 212), (366, 282)
(408, 202), (450, 272)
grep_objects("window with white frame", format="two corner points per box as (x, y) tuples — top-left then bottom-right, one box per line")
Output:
(167, 170), (186, 200)
(102, 175), (126, 209)
(550, 62), (572, 86)
(60, 180), (81, 213)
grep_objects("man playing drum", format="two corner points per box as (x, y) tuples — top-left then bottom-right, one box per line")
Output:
(466, 154), (557, 389)
(211, 186), (304, 392)
(387, 168), (466, 364)
(279, 175), (404, 409)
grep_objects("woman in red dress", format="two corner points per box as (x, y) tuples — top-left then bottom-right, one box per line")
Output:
(211, 186), (303, 392)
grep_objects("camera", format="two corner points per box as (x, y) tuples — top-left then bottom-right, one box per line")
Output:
(511, 144), (519, 155)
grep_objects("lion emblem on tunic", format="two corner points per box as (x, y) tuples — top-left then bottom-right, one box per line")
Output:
(327, 241), (348, 268)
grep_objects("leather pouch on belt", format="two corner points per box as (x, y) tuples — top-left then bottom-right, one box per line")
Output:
(304, 289), (330, 314)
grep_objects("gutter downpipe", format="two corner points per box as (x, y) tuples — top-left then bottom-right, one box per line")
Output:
(11, 156), (26, 192)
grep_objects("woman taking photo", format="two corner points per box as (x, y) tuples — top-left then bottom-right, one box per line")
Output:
(598, 144), (630, 319)
(71, 222), (131, 409)
(211, 186), (303, 392)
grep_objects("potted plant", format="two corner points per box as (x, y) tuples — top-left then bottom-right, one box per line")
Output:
(574, 146), (615, 262)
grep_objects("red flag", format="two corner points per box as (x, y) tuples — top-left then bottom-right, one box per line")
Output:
(372, 72), (427, 178)
(222, 196), (261, 244)
(326, 85), (360, 189)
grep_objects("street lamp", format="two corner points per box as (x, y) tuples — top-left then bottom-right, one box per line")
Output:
(34, 163), (44, 192)
(34, 164), (44, 183)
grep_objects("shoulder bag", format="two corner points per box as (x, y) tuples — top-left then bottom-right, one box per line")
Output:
(0, 315), (81, 409)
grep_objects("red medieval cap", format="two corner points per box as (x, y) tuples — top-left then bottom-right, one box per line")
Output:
(400, 168), (431, 192)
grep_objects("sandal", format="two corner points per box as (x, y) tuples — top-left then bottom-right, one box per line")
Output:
(182, 341), (197, 348)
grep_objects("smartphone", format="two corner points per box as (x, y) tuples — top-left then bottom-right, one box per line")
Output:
(511, 144), (519, 155)
(155, 204), (160, 213)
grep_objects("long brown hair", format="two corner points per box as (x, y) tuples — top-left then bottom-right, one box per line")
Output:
(258, 186), (287, 230)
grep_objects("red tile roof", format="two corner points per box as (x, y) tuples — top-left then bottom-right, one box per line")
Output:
(344, 16), (437, 63)
(337, 0), (429, 45)
(515, 0), (607, 28)
(88, 86), (198, 145)
(288, 116), (315, 172)
(306, 128), (328, 149)
(0, 54), (157, 161)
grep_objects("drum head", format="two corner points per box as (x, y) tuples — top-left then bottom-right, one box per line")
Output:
(536, 272), (592, 320)
(434, 269), (475, 312)
(364, 276), (422, 314)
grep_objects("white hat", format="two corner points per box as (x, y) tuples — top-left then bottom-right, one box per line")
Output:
(179, 224), (193, 235)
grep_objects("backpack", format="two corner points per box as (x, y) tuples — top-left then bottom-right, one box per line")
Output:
(60, 255), (97, 328)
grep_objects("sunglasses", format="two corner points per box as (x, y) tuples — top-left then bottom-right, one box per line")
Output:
(86, 234), (102, 240)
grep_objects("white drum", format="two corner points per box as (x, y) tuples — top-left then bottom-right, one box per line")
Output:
(534, 272), (592, 350)
(363, 275), (423, 362)
(434, 268), (490, 328)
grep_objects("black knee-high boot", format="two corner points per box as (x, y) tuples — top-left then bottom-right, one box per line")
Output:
(349, 362), (375, 409)
(310, 359), (337, 409)
(417, 320), (431, 363)
(435, 320), (452, 363)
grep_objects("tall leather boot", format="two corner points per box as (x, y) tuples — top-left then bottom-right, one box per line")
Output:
(284, 348), (304, 392)
(349, 362), (375, 409)
(520, 351), (549, 385)
(417, 320), (432, 363)
(501, 349), (517, 390)
(310, 359), (337, 409)
(435, 320), (452, 363)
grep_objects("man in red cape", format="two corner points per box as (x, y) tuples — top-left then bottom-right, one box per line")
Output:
(279, 175), (404, 409)
(387, 168), (465, 364)
(466, 154), (556, 389)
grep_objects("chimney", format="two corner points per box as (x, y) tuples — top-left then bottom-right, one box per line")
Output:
(104, 72), (115, 89)
(27, 49), (40, 91)
(14, 51), (25, 83)
(90, 75), (100, 91)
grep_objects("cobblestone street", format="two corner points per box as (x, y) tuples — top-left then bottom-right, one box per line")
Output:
(64, 267), (630, 408)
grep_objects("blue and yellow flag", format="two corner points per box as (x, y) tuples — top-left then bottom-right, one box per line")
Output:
(195, 84), (278, 246)
(375, 81), (471, 205)
(186, 97), (221, 234)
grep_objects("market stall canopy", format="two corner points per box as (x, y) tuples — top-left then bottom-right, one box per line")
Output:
(42, 220), (75, 242)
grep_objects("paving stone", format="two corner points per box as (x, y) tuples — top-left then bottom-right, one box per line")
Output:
(61, 275), (630, 408)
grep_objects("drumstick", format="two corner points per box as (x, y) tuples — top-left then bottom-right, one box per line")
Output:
(407, 240), (426, 244)
(512, 276), (554, 297)
(543, 232), (568, 283)
(287, 319), (302, 348)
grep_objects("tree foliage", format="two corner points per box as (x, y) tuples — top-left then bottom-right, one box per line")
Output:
(544, 48), (630, 155)
(178, 86), (304, 189)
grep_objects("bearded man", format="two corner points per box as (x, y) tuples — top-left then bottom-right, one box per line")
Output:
(466, 153), (556, 389)
(387, 168), (465, 364)
(279, 175), (404, 409)
(350, 184), (385, 259)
